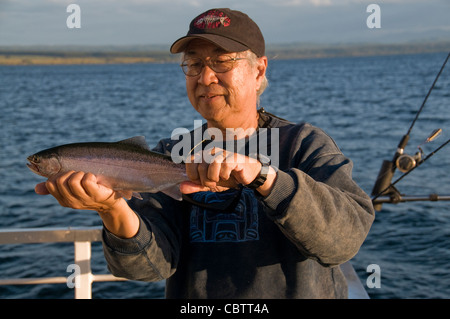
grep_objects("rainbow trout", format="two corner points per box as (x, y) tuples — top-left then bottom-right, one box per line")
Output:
(27, 136), (188, 200)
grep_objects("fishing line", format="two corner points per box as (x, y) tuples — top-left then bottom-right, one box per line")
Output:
(406, 52), (450, 136)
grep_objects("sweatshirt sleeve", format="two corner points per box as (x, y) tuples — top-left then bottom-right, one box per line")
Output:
(102, 193), (184, 281)
(261, 124), (375, 267)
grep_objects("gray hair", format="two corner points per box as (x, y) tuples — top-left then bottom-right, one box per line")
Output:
(244, 51), (269, 105)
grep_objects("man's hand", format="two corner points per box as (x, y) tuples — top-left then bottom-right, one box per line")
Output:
(36, 171), (122, 212)
(180, 149), (276, 196)
(34, 171), (139, 238)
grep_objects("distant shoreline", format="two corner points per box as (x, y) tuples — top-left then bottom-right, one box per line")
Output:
(0, 55), (163, 66)
(1, 41), (449, 66)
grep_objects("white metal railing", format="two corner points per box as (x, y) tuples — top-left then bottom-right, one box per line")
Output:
(0, 226), (127, 299)
(0, 226), (369, 299)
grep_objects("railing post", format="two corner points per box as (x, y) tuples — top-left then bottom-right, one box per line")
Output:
(74, 241), (93, 299)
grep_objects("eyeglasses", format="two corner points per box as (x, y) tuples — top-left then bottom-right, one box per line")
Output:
(180, 55), (246, 77)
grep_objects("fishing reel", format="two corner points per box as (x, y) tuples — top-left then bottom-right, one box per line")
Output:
(395, 128), (442, 173)
(395, 151), (422, 173)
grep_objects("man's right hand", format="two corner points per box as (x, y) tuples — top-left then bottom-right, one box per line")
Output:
(35, 171), (140, 239)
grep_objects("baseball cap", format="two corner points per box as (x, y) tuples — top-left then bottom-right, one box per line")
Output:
(170, 8), (265, 57)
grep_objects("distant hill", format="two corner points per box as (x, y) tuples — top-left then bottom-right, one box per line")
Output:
(265, 41), (450, 60)
(0, 45), (175, 65)
(0, 41), (449, 65)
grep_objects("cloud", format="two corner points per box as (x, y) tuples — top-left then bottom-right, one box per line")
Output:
(274, 0), (333, 6)
(0, 0), (448, 46)
(263, 0), (448, 7)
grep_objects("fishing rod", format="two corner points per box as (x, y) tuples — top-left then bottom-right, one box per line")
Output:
(371, 51), (450, 211)
(372, 136), (450, 206)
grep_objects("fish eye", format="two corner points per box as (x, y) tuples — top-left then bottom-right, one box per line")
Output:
(29, 155), (39, 163)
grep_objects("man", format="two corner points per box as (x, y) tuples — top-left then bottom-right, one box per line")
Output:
(36, 8), (374, 298)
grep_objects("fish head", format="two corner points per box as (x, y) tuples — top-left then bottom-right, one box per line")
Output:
(27, 152), (62, 177)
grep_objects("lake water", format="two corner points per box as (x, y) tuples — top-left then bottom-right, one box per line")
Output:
(0, 52), (449, 299)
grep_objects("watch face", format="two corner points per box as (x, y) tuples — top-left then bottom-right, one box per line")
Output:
(260, 161), (271, 175)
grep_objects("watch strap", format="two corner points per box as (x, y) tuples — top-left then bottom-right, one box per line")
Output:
(245, 160), (270, 189)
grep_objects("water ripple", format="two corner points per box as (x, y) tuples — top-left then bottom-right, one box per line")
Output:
(1, 53), (449, 298)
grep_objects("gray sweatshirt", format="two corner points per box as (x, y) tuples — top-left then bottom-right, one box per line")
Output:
(102, 109), (375, 298)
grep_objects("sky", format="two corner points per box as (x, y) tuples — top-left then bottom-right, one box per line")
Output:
(0, 0), (449, 47)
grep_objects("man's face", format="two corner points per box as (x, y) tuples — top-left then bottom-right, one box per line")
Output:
(184, 39), (266, 130)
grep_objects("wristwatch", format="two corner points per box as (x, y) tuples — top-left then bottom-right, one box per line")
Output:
(245, 155), (271, 190)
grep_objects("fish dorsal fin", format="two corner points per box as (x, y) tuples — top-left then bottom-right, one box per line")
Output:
(118, 136), (151, 150)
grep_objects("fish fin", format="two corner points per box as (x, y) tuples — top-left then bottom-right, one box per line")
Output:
(132, 192), (143, 200)
(116, 190), (134, 200)
(161, 185), (183, 201)
(116, 190), (143, 200)
(118, 136), (151, 151)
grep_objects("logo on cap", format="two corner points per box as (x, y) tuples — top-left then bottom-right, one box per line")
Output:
(194, 10), (231, 29)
